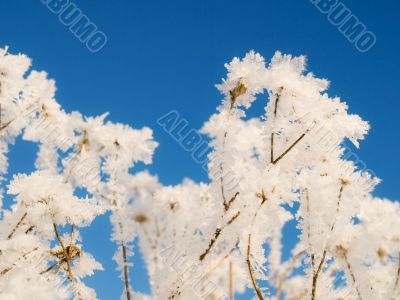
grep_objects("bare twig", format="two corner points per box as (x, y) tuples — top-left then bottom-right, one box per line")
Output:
(270, 87), (284, 163)
(0, 247), (38, 276)
(269, 87), (309, 166)
(224, 192), (240, 212)
(330, 179), (348, 232)
(40, 261), (60, 275)
(220, 81), (246, 210)
(305, 188), (324, 300)
(0, 103), (12, 132)
(117, 221), (132, 300)
(272, 131), (308, 165)
(245, 192), (270, 299)
(0, 119), (12, 131)
(339, 246), (362, 300)
(199, 212), (240, 261)
(309, 179), (348, 299)
(7, 212), (27, 240)
(305, 189), (315, 269)
(229, 261), (234, 300)
(311, 250), (327, 300)
(246, 234), (264, 300)
(121, 241), (131, 300)
(24, 225), (35, 234)
(200, 229), (221, 262)
(346, 269), (362, 300)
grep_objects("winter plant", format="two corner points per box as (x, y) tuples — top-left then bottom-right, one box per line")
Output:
(0, 47), (399, 300)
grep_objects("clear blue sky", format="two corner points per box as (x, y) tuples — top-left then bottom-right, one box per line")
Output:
(1, 0), (399, 299)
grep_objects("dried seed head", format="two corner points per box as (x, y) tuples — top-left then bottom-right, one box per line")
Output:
(50, 244), (81, 262)
(67, 244), (82, 259)
(255, 189), (268, 203)
(40, 104), (49, 118)
(133, 214), (148, 224)
(340, 178), (350, 186)
(335, 244), (348, 256)
(77, 130), (90, 153)
(229, 80), (247, 107)
(169, 201), (179, 211)
(377, 247), (386, 260)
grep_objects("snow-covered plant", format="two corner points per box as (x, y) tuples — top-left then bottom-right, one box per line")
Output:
(0, 47), (157, 300)
(1, 47), (399, 300)
(127, 51), (400, 300)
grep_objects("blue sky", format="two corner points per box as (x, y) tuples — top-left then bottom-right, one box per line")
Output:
(0, 0), (399, 299)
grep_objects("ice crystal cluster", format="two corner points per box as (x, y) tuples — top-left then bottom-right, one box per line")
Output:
(0, 47), (399, 300)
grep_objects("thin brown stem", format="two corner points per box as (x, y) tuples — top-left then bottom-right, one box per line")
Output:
(229, 261), (234, 300)
(220, 162), (228, 209)
(224, 192), (240, 212)
(246, 234), (264, 300)
(7, 212), (27, 239)
(25, 225), (35, 234)
(69, 224), (75, 245)
(272, 131), (307, 165)
(270, 87), (283, 163)
(0, 102), (38, 134)
(331, 181), (347, 232)
(220, 81), (246, 210)
(121, 241), (131, 300)
(0, 101), (14, 132)
(305, 189), (315, 270)
(219, 110), (234, 208)
(245, 194), (270, 300)
(200, 229), (222, 262)
(40, 261), (60, 275)
(117, 221), (131, 300)
(0, 120), (12, 131)
(342, 251), (362, 300)
(0, 266), (13, 277)
(0, 247), (38, 276)
(309, 180), (347, 299)
(199, 212), (240, 261)
(305, 187), (321, 300)
(53, 224), (74, 282)
(311, 250), (327, 300)
(270, 132), (275, 163)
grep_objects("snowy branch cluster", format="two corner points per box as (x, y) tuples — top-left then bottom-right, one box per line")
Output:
(0, 47), (399, 300)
